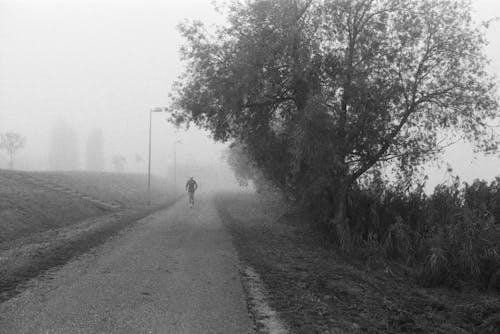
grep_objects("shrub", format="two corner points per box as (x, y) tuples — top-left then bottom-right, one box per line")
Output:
(345, 177), (500, 289)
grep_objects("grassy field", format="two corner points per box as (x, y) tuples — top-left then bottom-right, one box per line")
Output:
(216, 193), (500, 334)
(33, 171), (172, 208)
(0, 171), (103, 245)
(0, 169), (172, 246)
(0, 169), (179, 301)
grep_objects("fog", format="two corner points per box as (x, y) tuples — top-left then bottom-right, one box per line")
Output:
(0, 0), (241, 191)
(0, 0), (500, 192)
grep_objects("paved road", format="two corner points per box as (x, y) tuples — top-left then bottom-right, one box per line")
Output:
(0, 194), (254, 334)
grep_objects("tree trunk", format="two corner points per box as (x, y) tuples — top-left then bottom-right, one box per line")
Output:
(330, 180), (351, 250)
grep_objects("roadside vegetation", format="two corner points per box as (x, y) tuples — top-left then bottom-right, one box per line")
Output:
(217, 193), (500, 333)
(346, 175), (500, 291)
(226, 150), (500, 293)
(171, 0), (499, 247)
(171, 0), (500, 291)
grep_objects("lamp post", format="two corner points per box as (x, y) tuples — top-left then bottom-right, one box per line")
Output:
(173, 140), (182, 194)
(148, 106), (166, 204)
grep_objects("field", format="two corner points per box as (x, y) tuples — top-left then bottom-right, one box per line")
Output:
(33, 171), (173, 208)
(216, 193), (500, 334)
(0, 169), (178, 301)
(0, 169), (173, 246)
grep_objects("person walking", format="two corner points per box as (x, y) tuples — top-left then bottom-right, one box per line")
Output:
(185, 176), (198, 207)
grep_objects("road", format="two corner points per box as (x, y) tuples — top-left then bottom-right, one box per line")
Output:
(0, 194), (255, 334)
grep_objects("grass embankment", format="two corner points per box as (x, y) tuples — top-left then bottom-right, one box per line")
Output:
(33, 171), (172, 209)
(216, 193), (500, 334)
(0, 170), (172, 245)
(0, 171), (104, 245)
(0, 170), (178, 302)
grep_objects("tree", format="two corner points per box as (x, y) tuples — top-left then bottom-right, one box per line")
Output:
(0, 132), (26, 169)
(49, 119), (80, 170)
(172, 0), (499, 248)
(224, 142), (257, 187)
(134, 154), (143, 172)
(85, 128), (105, 171)
(224, 142), (271, 191)
(112, 155), (127, 173)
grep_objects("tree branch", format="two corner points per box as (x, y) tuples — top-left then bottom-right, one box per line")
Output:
(241, 97), (295, 109)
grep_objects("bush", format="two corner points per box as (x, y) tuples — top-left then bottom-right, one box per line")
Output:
(419, 207), (500, 287)
(345, 177), (500, 289)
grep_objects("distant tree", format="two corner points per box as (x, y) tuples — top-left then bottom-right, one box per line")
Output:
(172, 0), (499, 248)
(112, 155), (127, 172)
(0, 132), (26, 169)
(85, 128), (105, 171)
(134, 154), (143, 172)
(49, 119), (79, 170)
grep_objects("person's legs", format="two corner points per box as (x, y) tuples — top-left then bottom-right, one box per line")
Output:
(189, 191), (194, 205)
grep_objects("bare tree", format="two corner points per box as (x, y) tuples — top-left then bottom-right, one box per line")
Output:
(0, 132), (26, 169)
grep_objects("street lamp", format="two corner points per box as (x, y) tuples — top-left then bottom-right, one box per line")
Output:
(173, 140), (182, 194)
(148, 106), (167, 204)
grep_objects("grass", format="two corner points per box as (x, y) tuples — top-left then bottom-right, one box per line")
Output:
(0, 170), (103, 245)
(216, 192), (500, 334)
(0, 201), (177, 303)
(0, 169), (178, 302)
(33, 171), (172, 208)
(0, 169), (172, 246)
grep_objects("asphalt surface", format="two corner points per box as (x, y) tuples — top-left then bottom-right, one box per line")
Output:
(0, 194), (255, 334)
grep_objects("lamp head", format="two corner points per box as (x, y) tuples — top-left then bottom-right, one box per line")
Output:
(151, 107), (165, 113)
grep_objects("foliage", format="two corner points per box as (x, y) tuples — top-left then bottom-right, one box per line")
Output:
(223, 141), (279, 193)
(347, 176), (500, 289)
(223, 142), (255, 187)
(0, 131), (26, 169)
(171, 0), (499, 247)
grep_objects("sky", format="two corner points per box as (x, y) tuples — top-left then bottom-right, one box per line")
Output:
(0, 0), (499, 191)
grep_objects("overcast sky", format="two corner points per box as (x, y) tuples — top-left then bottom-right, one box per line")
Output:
(0, 0), (499, 190)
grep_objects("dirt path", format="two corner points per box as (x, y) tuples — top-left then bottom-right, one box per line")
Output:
(0, 194), (254, 334)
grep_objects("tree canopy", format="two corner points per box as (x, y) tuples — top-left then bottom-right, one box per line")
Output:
(171, 0), (499, 244)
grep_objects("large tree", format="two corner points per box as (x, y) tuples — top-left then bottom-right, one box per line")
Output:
(0, 132), (26, 169)
(172, 0), (498, 247)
